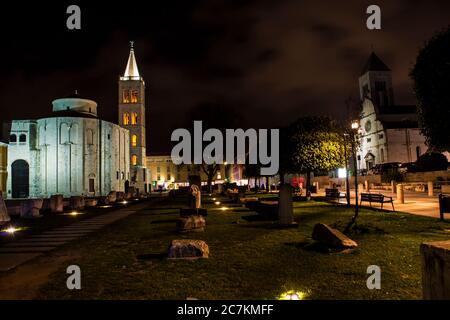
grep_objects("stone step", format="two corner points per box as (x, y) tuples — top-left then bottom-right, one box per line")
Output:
(0, 247), (56, 253)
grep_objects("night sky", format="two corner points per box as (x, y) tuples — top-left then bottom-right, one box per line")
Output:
(1, 0), (449, 152)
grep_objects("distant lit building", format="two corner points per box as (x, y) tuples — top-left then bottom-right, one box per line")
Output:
(356, 52), (428, 171)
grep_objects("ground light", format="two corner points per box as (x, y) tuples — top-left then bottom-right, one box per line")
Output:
(1, 226), (20, 235)
(63, 211), (85, 216)
(220, 207), (228, 211)
(121, 201), (128, 205)
(98, 205), (112, 208)
(278, 291), (307, 300)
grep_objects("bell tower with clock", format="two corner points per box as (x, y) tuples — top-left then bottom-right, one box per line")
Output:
(118, 42), (149, 193)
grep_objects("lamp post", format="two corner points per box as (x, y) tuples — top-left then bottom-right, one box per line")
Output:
(351, 120), (360, 219)
(343, 133), (350, 207)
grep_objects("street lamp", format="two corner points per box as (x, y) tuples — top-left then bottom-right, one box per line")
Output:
(343, 133), (350, 206)
(351, 120), (360, 219)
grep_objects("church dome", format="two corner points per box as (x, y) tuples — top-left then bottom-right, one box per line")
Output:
(52, 91), (98, 117)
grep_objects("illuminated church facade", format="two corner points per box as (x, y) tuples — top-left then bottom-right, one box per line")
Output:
(5, 44), (149, 199)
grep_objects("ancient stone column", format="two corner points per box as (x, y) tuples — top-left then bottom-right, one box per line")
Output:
(421, 241), (450, 299)
(397, 184), (404, 204)
(428, 181), (434, 197)
(278, 184), (294, 225)
(190, 185), (201, 209)
(391, 180), (396, 194)
(0, 192), (10, 224)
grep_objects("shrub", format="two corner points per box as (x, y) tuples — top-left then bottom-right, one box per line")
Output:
(415, 152), (448, 172)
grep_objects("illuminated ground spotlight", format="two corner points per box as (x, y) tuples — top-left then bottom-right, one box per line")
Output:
(220, 207), (228, 211)
(278, 291), (307, 300)
(121, 201), (128, 205)
(1, 226), (25, 235)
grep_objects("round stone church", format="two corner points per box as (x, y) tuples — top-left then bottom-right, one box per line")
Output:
(6, 93), (131, 199)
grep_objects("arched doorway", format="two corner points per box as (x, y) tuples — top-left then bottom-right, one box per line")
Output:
(12, 160), (29, 198)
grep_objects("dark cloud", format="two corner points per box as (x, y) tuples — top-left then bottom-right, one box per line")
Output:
(1, 1), (450, 152)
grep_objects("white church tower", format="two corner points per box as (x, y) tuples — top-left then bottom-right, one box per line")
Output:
(119, 42), (149, 193)
(358, 52), (394, 108)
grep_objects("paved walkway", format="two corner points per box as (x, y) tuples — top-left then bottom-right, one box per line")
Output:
(321, 189), (449, 220)
(0, 198), (164, 272)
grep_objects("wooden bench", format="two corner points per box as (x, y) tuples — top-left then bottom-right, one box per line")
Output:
(438, 194), (450, 221)
(360, 193), (395, 211)
(325, 188), (346, 202)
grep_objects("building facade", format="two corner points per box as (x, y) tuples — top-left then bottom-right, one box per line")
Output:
(118, 43), (150, 193)
(6, 95), (130, 199)
(356, 52), (428, 171)
(0, 143), (7, 193)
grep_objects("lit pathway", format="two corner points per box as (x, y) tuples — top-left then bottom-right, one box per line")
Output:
(318, 189), (449, 220)
(0, 197), (166, 272)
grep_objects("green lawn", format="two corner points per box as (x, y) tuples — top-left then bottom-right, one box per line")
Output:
(36, 194), (450, 300)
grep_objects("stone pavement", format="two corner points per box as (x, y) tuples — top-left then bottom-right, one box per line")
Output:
(0, 199), (163, 272)
(321, 189), (450, 220)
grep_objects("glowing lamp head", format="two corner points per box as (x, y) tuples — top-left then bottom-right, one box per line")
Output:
(70, 211), (79, 216)
(351, 120), (360, 130)
(215, 201), (221, 205)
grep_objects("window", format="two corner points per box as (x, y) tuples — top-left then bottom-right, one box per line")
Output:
(89, 179), (95, 193)
(378, 134), (384, 139)
(10, 134), (17, 143)
(123, 112), (130, 125)
(86, 129), (94, 145)
(131, 90), (139, 103)
(122, 90), (130, 103)
(131, 112), (138, 125)
(132, 134), (137, 147)
(19, 134), (26, 143)
(143, 169), (146, 181)
(367, 138), (372, 143)
(132, 155), (138, 166)
(116, 171), (119, 180)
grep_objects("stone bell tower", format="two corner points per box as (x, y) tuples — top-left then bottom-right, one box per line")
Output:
(118, 42), (149, 193)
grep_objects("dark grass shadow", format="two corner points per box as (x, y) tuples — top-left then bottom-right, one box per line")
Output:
(136, 252), (167, 260)
(151, 219), (179, 224)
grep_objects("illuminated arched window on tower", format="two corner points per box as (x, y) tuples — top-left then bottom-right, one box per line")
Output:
(131, 134), (137, 147)
(123, 112), (130, 125)
(131, 112), (138, 125)
(122, 90), (130, 103)
(132, 155), (138, 166)
(131, 90), (139, 103)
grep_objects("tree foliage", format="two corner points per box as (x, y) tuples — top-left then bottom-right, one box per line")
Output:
(279, 116), (347, 188)
(410, 26), (450, 152)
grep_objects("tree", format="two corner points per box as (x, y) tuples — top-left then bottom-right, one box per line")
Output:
(283, 116), (346, 191)
(201, 163), (220, 193)
(410, 27), (450, 152)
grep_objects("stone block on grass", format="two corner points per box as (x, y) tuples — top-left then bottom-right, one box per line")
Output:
(168, 240), (209, 259)
(176, 215), (206, 233)
(180, 208), (208, 217)
(312, 223), (358, 248)
(20, 199), (44, 218)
